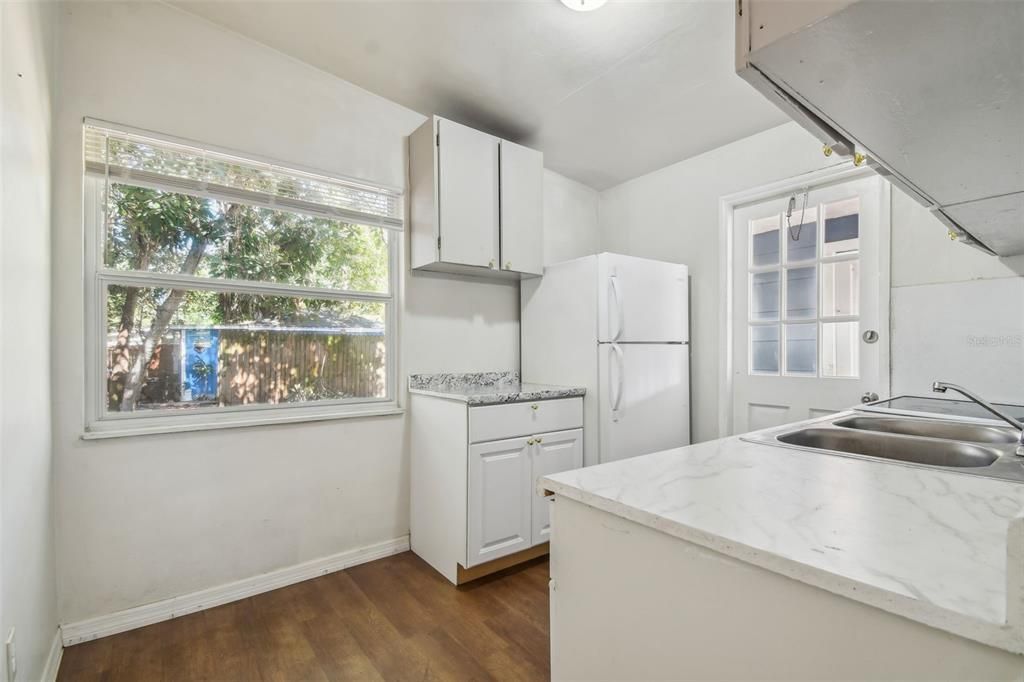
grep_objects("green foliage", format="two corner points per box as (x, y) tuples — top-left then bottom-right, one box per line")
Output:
(105, 183), (389, 330)
(106, 182), (390, 409)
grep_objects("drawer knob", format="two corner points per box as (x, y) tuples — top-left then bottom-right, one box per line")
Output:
(531, 404), (539, 411)
(536, 437), (543, 444)
(527, 439), (535, 446)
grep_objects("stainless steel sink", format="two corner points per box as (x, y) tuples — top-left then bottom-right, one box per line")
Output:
(742, 412), (1024, 483)
(833, 415), (1019, 445)
(777, 427), (1001, 468)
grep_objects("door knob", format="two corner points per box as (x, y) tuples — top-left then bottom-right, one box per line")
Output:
(861, 392), (879, 404)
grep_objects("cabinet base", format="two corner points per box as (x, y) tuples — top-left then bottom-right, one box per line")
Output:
(457, 543), (549, 585)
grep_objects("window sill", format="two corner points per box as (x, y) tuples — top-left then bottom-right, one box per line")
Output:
(82, 404), (405, 440)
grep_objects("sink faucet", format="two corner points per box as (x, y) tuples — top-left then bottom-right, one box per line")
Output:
(932, 382), (1024, 456)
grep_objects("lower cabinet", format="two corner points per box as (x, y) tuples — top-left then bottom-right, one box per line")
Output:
(468, 428), (583, 567)
(468, 436), (534, 566)
(410, 395), (584, 584)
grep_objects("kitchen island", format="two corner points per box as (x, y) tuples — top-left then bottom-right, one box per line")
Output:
(541, 412), (1024, 680)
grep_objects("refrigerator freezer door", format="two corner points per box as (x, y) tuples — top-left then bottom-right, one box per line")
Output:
(597, 253), (688, 343)
(598, 343), (690, 464)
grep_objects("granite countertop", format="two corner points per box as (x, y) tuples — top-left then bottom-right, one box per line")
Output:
(540, 411), (1024, 655)
(408, 371), (585, 406)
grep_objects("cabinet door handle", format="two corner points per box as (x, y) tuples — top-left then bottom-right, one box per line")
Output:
(535, 437), (543, 444)
(505, 261), (512, 270)
(527, 439), (535, 446)
(488, 259), (495, 269)
(530, 403), (539, 411)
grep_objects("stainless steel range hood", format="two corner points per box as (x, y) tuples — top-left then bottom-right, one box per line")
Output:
(736, 0), (1024, 257)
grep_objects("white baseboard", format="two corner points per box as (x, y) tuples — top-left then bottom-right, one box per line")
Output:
(41, 630), (63, 682)
(60, 535), (410, 646)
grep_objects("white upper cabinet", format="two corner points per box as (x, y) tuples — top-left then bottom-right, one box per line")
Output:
(410, 116), (543, 278)
(438, 119), (499, 268)
(499, 140), (544, 276)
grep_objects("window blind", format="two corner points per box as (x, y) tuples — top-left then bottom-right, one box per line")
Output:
(84, 123), (404, 230)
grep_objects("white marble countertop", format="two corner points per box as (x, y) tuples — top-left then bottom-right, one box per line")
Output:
(541, 413), (1024, 654)
(408, 371), (585, 406)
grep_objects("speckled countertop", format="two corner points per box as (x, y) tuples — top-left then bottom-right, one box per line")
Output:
(541, 411), (1024, 655)
(408, 371), (585, 406)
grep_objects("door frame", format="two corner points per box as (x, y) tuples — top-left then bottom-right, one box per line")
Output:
(717, 162), (892, 437)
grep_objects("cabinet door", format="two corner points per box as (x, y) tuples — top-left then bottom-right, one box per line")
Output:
(531, 428), (583, 546)
(499, 140), (544, 276)
(438, 118), (499, 269)
(467, 436), (533, 567)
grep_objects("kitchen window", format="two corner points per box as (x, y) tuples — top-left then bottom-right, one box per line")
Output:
(82, 122), (403, 437)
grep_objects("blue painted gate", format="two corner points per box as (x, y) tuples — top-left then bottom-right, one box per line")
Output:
(184, 329), (219, 401)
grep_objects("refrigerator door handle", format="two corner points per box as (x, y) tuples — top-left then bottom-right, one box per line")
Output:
(610, 342), (625, 421)
(609, 274), (624, 342)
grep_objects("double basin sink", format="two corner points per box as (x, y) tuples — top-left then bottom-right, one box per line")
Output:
(743, 413), (1024, 482)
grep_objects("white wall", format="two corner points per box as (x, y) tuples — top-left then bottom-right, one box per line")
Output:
(599, 123), (830, 442)
(1, 1), (59, 678)
(599, 122), (1024, 442)
(543, 170), (600, 265)
(889, 193), (1024, 401)
(53, 2), (598, 625)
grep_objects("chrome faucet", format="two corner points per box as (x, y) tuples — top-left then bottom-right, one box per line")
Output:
(932, 382), (1024, 457)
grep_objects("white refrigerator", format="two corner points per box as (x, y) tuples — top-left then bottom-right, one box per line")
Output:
(521, 252), (690, 467)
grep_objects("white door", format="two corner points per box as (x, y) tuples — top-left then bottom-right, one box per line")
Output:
(531, 428), (583, 546)
(467, 436), (532, 567)
(599, 343), (690, 463)
(499, 140), (544, 276)
(597, 253), (688, 343)
(731, 174), (889, 434)
(437, 118), (499, 269)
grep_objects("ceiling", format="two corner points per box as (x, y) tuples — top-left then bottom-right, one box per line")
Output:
(173, 0), (788, 190)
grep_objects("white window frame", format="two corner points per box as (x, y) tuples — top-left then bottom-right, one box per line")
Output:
(82, 121), (404, 439)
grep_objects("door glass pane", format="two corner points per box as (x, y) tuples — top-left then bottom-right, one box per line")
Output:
(821, 261), (860, 317)
(750, 215), (780, 266)
(750, 325), (780, 374)
(784, 207), (818, 262)
(750, 271), (780, 321)
(785, 266), (817, 320)
(823, 197), (860, 257)
(785, 323), (817, 376)
(821, 321), (859, 378)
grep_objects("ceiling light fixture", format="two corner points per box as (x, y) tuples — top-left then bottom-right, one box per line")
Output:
(559, 0), (608, 12)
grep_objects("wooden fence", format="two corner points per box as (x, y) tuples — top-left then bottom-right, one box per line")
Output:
(107, 330), (385, 409)
(217, 330), (385, 405)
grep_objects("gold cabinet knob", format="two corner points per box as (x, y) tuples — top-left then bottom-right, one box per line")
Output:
(488, 259), (495, 269)
(530, 404), (539, 410)
(505, 261), (512, 270)
(853, 151), (867, 167)
(536, 437), (543, 444)
(527, 439), (535, 446)
(822, 144), (833, 158)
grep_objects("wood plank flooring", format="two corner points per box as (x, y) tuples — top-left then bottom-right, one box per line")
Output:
(58, 552), (550, 682)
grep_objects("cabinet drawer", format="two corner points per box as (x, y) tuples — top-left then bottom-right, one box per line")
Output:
(469, 397), (583, 443)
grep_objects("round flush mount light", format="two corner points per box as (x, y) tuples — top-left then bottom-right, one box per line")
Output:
(560, 0), (608, 11)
